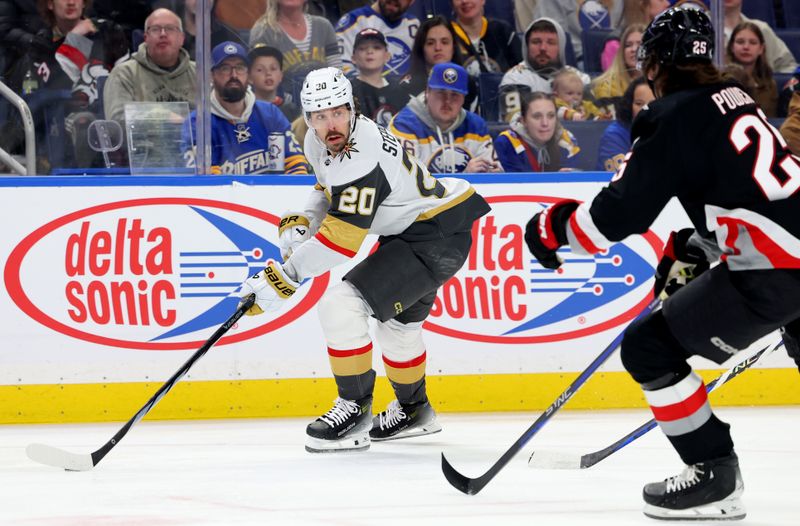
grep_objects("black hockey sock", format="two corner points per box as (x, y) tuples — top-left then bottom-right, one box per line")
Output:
(334, 369), (376, 401)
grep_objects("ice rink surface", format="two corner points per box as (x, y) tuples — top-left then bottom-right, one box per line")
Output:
(1, 407), (798, 526)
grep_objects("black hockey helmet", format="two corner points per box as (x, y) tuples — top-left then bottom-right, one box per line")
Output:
(637, 5), (714, 69)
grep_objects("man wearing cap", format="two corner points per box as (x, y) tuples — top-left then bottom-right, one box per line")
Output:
(351, 28), (412, 127)
(182, 41), (309, 175)
(336, 0), (420, 77)
(104, 8), (197, 122)
(390, 62), (501, 173)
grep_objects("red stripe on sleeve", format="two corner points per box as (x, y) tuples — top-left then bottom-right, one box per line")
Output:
(315, 232), (358, 258)
(650, 383), (708, 422)
(57, 44), (88, 70)
(568, 212), (602, 254)
(382, 351), (427, 369)
(327, 342), (373, 358)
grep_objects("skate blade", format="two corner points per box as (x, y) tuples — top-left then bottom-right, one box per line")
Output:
(305, 433), (370, 453)
(370, 420), (442, 442)
(643, 497), (746, 521)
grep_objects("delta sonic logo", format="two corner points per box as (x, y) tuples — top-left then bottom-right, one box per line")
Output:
(4, 198), (328, 350)
(424, 196), (661, 343)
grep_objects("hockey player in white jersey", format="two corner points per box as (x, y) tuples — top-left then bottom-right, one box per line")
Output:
(239, 67), (490, 453)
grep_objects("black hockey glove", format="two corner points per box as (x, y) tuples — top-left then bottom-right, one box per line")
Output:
(524, 200), (579, 270)
(653, 228), (710, 299)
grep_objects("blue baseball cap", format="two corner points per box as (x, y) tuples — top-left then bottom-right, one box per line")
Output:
(212, 41), (249, 69)
(427, 63), (468, 95)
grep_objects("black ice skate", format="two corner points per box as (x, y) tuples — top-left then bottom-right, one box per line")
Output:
(305, 397), (372, 453)
(369, 400), (442, 441)
(643, 453), (745, 521)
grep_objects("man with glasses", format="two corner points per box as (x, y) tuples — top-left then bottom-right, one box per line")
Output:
(182, 41), (308, 175)
(103, 8), (197, 122)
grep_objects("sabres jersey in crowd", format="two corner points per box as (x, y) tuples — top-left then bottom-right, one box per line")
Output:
(596, 120), (631, 172)
(388, 94), (498, 174)
(282, 114), (489, 281)
(335, 5), (420, 77)
(564, 81), (800, 271)
(495, 114), (580, 172)
(183, 90), (309, 175)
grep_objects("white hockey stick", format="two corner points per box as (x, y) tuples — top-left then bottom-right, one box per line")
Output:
(528, 337), (784, 470)
(26, 294), (254, 471)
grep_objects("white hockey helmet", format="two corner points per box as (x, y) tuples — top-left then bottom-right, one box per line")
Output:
(300, 67), (354, 121)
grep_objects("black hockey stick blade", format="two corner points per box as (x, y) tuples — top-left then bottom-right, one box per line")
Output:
(441, 296), (661, 495)
(26, 294), (255, 471)
(528, 337), (785, 470)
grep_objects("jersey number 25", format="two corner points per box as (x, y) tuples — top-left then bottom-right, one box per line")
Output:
(730, 108), (800, 201)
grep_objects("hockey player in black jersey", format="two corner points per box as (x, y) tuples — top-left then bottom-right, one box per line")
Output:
(524, 6), (800, 521)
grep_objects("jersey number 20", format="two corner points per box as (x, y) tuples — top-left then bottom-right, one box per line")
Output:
(730, 109), (800, 201)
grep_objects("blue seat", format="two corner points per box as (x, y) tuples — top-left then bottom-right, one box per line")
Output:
(741, 0), (776, 28)
(774, 29), (800, 63)
(427, 0), (452, 19)
(477, 72), (504, 122)
(562, 120), (613, 172)
(784, 0), (800, 28)
(24, 89), (73, 172)
(581, 29), (615, 74)
(484, 0), (516, 31)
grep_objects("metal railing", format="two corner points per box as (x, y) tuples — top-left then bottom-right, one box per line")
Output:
(0, 80), (35, 175)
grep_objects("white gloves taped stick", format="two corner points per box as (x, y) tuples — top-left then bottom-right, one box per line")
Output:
(240, 260), (300, 315)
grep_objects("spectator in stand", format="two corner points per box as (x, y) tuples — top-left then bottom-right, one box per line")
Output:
(248, 43), (301, 122)
(723, 0), (796, 74)
(350, 28), (410, 127)
(596, 76), (654, 172)
(400, 16), (477, 111)
(1, 0), (129, 170)
(532, 0), (624, 67)
(726, 21), (777, 118)
(552, 68), (612, 121)
(390, 63), (501, 174)
(780, 81), (800, 156)
(103, 8), (196, 122)
(621, 0), (669, 26)
(494, 91), (580, 172)
(450, 0), (522, 77)
(500, 17), (589, 122)
(183, 41), (308, 175)
(335, 0), (419, 77)
(591, 23), (644, 113)
(0, 0), (47, 78)
(249, 0), (341, 88)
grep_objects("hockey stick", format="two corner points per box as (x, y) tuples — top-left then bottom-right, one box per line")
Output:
(441, 296), (662, 495)
(528, 337), (785, 470)
(26, 294), (255, 471)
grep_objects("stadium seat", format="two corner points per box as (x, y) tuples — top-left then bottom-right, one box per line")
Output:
(773, 73), (794, 94)
(562, 120), (613, 171)
(741, 0), (777, 28)
(428, 0), (452, 19)
(564, 32), (578, 68)
(484, 0), (516, 31)
(581, 29), (615, 74)
(784, 0), (800, 29)
(775, 29), (800, 63)
(24, 89), (73, 172)
(477, 72), (504, 123)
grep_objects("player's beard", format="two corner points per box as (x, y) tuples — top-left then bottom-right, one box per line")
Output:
(220, 81), (247, 103)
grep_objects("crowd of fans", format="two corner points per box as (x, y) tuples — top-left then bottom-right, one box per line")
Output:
(0, 0), (799, 175)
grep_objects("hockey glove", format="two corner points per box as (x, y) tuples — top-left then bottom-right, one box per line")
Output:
(239, 260), (300, 315)
(524, 200), (580, 270)
(653, 228), (710, 299)
(278, 212), (311, 261)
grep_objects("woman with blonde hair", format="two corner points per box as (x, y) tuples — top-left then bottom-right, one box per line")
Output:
(249, 0), (340, 88)
(591, 23), (645, 111)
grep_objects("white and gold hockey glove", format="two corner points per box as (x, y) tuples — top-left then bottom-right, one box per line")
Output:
(239, 260), (300, 316)
(278, 212), (312, 261)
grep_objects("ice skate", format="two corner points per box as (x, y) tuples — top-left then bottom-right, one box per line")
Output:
(369, 400), (442, 441)
(305, 397), (372, 453)
(642, 453), (745, 521)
